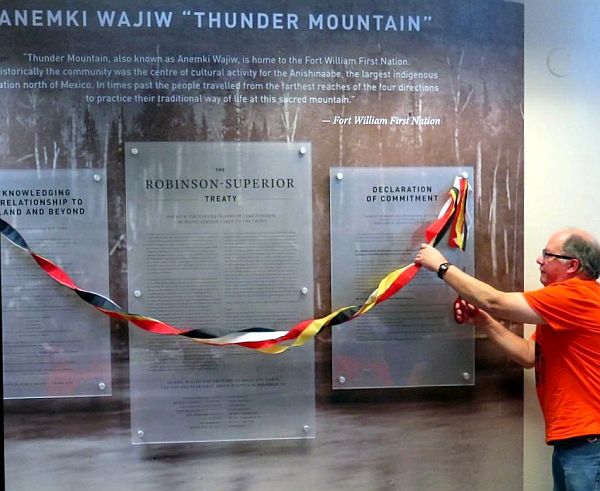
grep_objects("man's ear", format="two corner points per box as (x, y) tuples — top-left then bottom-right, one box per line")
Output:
(567, 258), (581, 274)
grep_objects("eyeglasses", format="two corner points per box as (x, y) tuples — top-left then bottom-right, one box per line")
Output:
(541, 250), (575, 261)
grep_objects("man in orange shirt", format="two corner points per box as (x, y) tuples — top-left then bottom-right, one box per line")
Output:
(415, 228), (600, 491)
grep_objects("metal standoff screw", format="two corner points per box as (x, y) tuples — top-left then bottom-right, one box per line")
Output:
(303, 425), (311, 433)
(338, 376), (346, 384)
(299, 146), (307, 155)
(130, 147), (139, 155)
(335, 172), (344, 180)
(98, 382), (106, 391)
(93, 174), (102, 182)
(301, 287), (309, 295)
(462, 372), (471, 380)
(137, 430), (145, 439)
(133, 290), (142, 298)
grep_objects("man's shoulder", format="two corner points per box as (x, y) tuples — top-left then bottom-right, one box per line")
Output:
(550, 276), (600, 291)
(523, 278), (600, 328)
(525, 277), (600, 303)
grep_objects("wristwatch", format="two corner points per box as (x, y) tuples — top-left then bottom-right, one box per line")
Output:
(437, 262), (451, 279)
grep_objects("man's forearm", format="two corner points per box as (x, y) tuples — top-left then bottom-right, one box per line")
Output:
(443, 265), (503, 312)
(441, 265), (542, 324)
(414, 243), (543, 324)
(476, 314), (536, 368)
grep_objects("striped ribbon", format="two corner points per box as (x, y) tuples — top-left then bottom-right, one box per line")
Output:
(0, 176), (470, 354)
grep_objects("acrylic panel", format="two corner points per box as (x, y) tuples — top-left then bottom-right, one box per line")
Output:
(330, 166), (475, 389)
(125, 142), (315, 443)
(1, 169), (111, 398)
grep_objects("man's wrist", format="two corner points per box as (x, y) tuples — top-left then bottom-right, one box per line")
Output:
(437, 262), (451, 279)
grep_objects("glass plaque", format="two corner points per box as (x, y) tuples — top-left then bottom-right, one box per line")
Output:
(330, 167), (475, 389)
(1, 169), (111, 398)
(125, 142), (315, 443)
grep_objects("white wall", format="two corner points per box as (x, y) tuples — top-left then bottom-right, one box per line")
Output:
(521, 0), (600, 489)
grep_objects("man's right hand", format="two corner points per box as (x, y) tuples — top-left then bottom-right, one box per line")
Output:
(454, 297), (483, 325)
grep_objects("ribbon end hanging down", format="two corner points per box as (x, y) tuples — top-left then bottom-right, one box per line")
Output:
(424, 175), (470, 249)
(447, 176), (470, 250)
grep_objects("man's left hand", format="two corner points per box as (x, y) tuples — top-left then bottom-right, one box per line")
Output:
(414, 243), (448, 272)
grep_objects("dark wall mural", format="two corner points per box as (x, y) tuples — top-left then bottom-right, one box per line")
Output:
(1, 0), (524, 489)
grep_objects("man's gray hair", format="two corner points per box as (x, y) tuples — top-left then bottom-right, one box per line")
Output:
(562, 234), (600, 279)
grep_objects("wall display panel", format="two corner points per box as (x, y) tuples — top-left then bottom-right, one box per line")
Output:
(330, 167), (474, 389)
(125, 142), (315, 443)
(1, 169), (111, 399)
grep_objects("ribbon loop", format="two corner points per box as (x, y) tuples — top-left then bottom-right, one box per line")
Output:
(1, 176), (470, 353)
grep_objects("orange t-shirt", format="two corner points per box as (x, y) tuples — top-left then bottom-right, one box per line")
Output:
(523, 277), (600, 443)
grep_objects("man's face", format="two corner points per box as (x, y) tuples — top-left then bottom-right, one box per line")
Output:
(536, 232), (574, 286)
